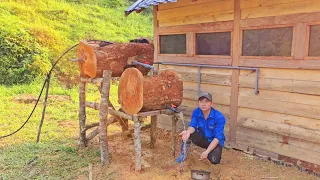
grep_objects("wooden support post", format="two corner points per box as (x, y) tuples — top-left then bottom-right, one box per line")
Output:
(150, 115), (158, 149)
(99, 70), (112, 165)
(229, 0), (241, 146)
(79, 80), (87, 148)
(133, 115), (143, 171)
(171, 116), (178, 157)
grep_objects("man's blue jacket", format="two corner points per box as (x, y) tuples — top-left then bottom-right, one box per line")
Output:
(189, 107), (226, 147)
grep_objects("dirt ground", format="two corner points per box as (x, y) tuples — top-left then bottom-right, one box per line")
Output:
(76, 126), (318, 180)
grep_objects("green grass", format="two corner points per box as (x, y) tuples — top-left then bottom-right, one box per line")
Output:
(0, 77), (121, 179)
(0, 0), (153, 84)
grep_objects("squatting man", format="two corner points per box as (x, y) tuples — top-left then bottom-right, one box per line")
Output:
(176, 92), (226, 164)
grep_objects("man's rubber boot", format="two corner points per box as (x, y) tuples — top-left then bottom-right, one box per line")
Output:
(175, 141), (191, 163)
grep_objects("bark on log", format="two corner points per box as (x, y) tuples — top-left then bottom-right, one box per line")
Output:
(118, 68), (183, 115)
(77, 40), (154, 78)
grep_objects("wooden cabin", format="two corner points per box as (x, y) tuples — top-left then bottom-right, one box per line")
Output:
(126, 0), (320, 174)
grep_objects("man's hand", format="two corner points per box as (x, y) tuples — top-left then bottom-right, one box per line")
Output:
(199, 150), (209, 161)
(179, 130), (190, 142)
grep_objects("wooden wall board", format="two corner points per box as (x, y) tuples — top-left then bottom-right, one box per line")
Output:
(159, 64), (233, 75)
(158, 21), (234, 34)
(241, 0), (320, 20)
(237, 114), (320, 144)
(159, 10), (234, 27)
(176, 71), (232, 86)
(240, 12), (320, 28)
(239, 88), (320, 106)
(158, 55), (232, 66)
(237, 127), (320, 165)
(183, 82), (232, 94)
(241, 0), (306, 9)
(157, 0), (234, 21)
(183, 89), (231, 106)
(239, 59), (320, 69)
(238, 95), (320, 120)
(240, 68), (320, 81)
(238, 107), (320, 132)
(239, 76), (320, 95)
(158, 0), (222, 11)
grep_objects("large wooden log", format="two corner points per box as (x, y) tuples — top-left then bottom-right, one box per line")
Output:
(77, 40), (154, 78)
(118, 68), (183, 115)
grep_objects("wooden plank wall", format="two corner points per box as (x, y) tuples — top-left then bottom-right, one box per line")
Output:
(237, 68), (320, 165)
(237, 0), (320, 167)
(155, 0), (320, 169)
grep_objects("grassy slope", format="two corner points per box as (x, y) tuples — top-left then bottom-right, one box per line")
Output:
(0, 0), (153, 80)
(0, 0), (152, 179)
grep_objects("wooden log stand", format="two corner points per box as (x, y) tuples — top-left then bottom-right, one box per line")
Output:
(78, 70), (183, 170)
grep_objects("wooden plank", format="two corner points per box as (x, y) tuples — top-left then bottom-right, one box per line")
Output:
(229, 0), (241, 144)
(158, 21), (234, 34)
(238, 95), (320, 120)
(275, 12), (320, 24)
(240, 68), (320, 82)
(293, 23), (308, 59)
(241, 0), (307, 9)
(238, 107), (320, 131)
(240, 0), (261, 9)
(183, 89), (231, 106)
(236, 127), (320, 165)
(186, 32), (195, 56)
(238, 115), (320, 144)
(240, 12), (320, 28)
(158, 55), (232, 66)
(157, 0), (234, 21)
(241, 0), (320, 19)
(239, 88), (320, 106)
(183, 82), (231, 94)
(159, 10), (234, 27)
(159, 64), (233, 75)
(175, 71), (232, 86)
(158, 0), (222, 11)
(239, 76), (320, 95)
(239, 58), (320, 70)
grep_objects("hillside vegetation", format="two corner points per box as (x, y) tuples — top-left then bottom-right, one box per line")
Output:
(0, 0), (153, 85)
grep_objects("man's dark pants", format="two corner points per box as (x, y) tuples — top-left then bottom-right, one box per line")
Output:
(187, 132), (223, 164)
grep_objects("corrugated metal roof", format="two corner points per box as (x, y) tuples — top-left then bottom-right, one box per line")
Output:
(125, 0), (177, 16)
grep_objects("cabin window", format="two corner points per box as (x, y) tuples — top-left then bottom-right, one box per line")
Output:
(196, 32), (231, 55)
(242, 27), (293, 56)
(309, 25), (320, 56)
(160, 34), (186, 54)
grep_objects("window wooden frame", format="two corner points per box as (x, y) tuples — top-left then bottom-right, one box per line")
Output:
(305, 22), (320, 60)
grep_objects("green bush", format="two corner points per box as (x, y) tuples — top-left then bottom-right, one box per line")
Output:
(0, 10), (51, 85)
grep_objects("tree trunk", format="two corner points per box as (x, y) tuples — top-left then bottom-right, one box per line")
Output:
(118, 68), (183, 115)
(77, 40), (154, 78)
